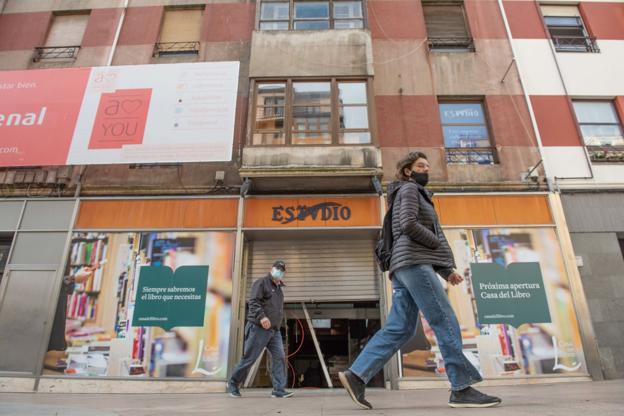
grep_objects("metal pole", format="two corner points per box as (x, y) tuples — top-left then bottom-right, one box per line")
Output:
(301, 302), (333, 388)
(107, 0), (129, 66)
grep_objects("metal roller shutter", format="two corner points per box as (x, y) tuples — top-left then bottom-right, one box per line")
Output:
(246, 239), (380, 302)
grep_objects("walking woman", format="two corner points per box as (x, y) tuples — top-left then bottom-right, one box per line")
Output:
(339, 151), (502, 409)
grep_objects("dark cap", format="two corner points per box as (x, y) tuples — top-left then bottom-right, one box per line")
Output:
(272, 260), (286, 271)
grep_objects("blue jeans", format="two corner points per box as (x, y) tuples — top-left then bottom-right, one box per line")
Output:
(350, 264), (482, 391)
(230, 322), (287, 391)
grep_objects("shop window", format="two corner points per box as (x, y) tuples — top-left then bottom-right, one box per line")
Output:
(33, 12), (90, 62)
(422, 1), (474, 52)
(438, 100), (496, 165)
(154, 6), (203, 56)
(541, 5), (599, 53)
(259, 0), (364, 30)
(572, 101), (624, 163)
(252, 79), (371, 145)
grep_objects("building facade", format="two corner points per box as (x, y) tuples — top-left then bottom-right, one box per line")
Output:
(0, 0), (619, 393)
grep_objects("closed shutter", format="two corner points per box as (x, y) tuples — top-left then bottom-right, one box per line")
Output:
(45, 14), (89, 47)
(422, 4), (469, 39)
(159, 8), (203, 43)
(246, 239), (380, 302)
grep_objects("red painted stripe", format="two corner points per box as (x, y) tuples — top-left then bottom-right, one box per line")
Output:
(375, 95), (443, 147)
(117, 6), (163, 46)
(502, 1), (547, 39)
(201, 3), (255, 42)
(82, 8), (124, 47)
(580, 2), (624, 41)
(0, 12), (51, 51)
(368, 1), (427, 40)
(530, 96), (582, 147)
(486, 95), (537, 146)
(465, 0), (507, 39)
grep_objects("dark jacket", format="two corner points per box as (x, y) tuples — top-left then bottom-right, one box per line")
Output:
(388, 179), (456, 279)
(247, 274), (284, 329)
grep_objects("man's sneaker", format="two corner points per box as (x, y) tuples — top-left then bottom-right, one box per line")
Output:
(448, 387), (502, 408)
(338, 370), (373, 410)
(226, 381), (241, 398)
(271, 390), (294, 398)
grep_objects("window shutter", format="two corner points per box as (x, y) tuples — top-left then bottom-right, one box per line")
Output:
(45, 14), (89, 47)
(423, 4), (469, 39)
(159, 9), (203, 43)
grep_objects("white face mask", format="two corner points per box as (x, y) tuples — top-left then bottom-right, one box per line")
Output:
(271, 267), (285, 280)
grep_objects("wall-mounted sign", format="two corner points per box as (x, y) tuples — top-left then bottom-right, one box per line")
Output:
(0, 62), (239, 167)
(244, 197), (380, 228)
(132, 265), (209, 331)
(470, 262), (551, 328)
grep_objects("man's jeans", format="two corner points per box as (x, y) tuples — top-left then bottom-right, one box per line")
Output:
(230, 322), (286, 391)
(350, 264), (483, 391)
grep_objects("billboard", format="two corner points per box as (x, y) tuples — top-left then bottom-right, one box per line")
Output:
(0, 62), (240, 167)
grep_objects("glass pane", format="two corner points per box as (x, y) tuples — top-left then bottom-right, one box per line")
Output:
(439, 103), (485, 124)
(340, 106), (369, 129)
(339, 131), (371, 144)
(580, 125), (624, 146)
(549, 27), (585, 37)
(292, 132), (332, 145)
(253, 132), (286, 145)
(260, 21), (289, 30)
(334, 2), (363, 19)
(255, 106), (285, 130)
(292, 106), (332, 131)
(294, 2), (329, 19)
(544, 16), (582, 27)
(293, 82), (331, 106)
(442, 125), (490, 148)
(334, 19), (364, 29)
(261, 3), (290, 20)
(256, 83), (286, 107)
(294, 20), (330, 30)
(338, 82), (367, 104)
(573, 101), (619, 124)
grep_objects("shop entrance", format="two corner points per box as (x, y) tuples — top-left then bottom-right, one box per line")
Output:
(246, 302), (384, 389)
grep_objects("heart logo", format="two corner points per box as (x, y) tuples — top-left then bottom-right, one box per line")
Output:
(121, 99), (143, 114)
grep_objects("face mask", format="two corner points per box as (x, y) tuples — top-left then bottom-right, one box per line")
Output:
(410, 171), (429, 187)
(271, 268), (285, 280)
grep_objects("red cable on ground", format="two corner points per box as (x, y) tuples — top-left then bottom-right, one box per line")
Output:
(287, 359), (297, 389)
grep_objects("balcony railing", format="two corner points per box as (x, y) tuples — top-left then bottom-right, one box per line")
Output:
(552, 35), (599, 53)
(445, 147), (496, 165)
(153, 41), (200, 57)
(428, 37), (475, 52)
(587, 146), (624, 163)
(32, 46), (80, 62)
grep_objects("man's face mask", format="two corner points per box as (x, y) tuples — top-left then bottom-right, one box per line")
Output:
(271, 267), (285, 280)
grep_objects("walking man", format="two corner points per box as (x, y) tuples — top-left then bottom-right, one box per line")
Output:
(339, 152), (502, 409)
(227, 260), (294, 398)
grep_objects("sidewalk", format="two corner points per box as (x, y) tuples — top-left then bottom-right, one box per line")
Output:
(1, 380), (622, 416)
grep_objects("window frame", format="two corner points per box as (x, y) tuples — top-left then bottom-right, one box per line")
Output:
(541, 8), (599, 53)
(33, 10), (91, 63)
(572, 100), (624, 163)
(249, 78), (374, 146)
(437, 98), (498, 165)
(257, 0), (367, 31)
(154, 5), (205, 57)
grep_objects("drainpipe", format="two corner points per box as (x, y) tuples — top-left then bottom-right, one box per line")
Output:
(496, 0), (553, 191)
(107, 0), (129, 66)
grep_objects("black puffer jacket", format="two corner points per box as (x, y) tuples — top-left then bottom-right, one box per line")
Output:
(388, 179), (456, 279)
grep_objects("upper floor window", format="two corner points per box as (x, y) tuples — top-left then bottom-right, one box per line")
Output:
(259, 0), (364, 31)
(573, 101), (624, 163)
(33, 12), (89, 62)
(541, 5), (599, 53)
(252, 80), (371, 145)
(438, 100), (496, 164)
(422, 0), (473, 52)
(154, 6), (203, 56)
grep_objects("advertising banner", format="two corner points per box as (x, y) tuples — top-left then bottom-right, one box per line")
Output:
(0, 62), (239, 167)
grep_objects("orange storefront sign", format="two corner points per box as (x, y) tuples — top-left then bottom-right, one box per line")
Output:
(244, 197), (381, 228)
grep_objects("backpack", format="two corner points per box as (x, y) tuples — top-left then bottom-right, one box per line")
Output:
(374, 198), (397, 272)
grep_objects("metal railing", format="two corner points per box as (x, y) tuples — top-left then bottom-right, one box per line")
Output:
(552, 35), (599, 53)
(153, 41), (200, 57)
(428, 37), (475, 51)
(587, 146), (624, 163)
(32, 46), (80, 62)
(445, 147), (496, 165)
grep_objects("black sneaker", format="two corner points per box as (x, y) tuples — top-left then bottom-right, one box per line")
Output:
(339, 370), (373, 410)
(271, 390), (294, 398)
(227, 381), (241, 398)
(449, 387), (502, 408)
